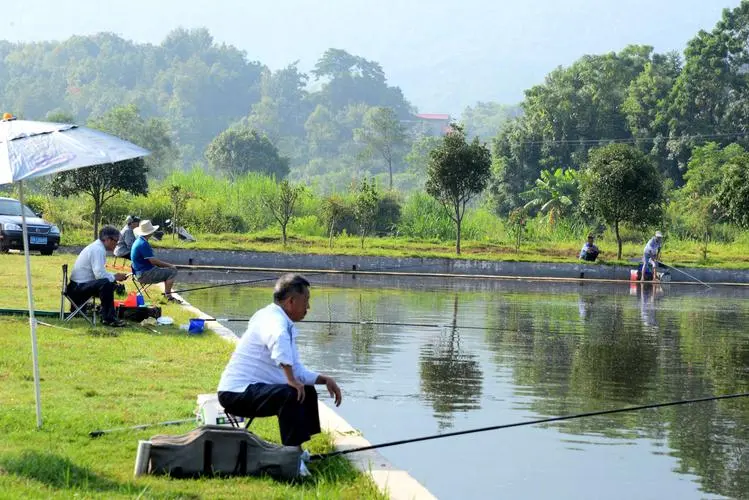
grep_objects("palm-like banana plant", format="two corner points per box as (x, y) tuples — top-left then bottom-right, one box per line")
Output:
(522, 168), (579, 225)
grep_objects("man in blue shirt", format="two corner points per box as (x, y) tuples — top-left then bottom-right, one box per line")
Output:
(131, 220), (180, 302)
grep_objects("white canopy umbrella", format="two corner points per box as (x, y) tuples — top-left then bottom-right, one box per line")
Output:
(0, 115), (150, 428)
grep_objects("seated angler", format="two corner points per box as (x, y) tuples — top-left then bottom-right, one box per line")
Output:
(579, 233), (600, 262)
(130, 220), (180, 302)
(217, 273), (342, 447)
(113, 215), (140, 261)
(68, 225), (129, 327)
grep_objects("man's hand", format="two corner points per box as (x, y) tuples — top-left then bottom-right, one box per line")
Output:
(325, 377), (342, 407)
(288, 379), (305, 403)
(114, 273), (128, 282)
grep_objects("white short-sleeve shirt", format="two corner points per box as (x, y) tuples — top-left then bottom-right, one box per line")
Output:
(217, 303), (319, 393)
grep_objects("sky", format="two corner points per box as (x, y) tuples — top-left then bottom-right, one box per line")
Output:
(1, 0), (741, 114)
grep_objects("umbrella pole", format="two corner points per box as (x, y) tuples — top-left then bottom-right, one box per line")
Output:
(19, 181), (43, 429)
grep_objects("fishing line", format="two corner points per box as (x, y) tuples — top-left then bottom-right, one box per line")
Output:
(89, 418), (195, 438)
(657, 261), (712, 289)
(311, 392), (749, 461)
(170, 277), (277, 294)
(201, 317), (494, 331)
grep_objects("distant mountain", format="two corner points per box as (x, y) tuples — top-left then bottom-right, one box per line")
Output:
(1, 0), (738, 114)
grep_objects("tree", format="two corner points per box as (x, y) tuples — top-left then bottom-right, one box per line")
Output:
(321, 194), (346, 248)
(167, 184), (193, 240)
(461, 101), (521, 142)
(425, 125), (492, 254)
(261, 180), (305, 246)
(205, 126), (289, 179)
(491, 45), (668, 213)
(681, 143), (747, 257)
(521, 168), (579, 225)
(419, 295), (482, 429)
(304, 104), (339, 157)
(716, 154), (749, 229)
(353, 178), (379, 249)
(311, 48), (412, 116)
(50, 105), (159, 239)
(355, 106), (407, 190)
(580, 144), (664, 259)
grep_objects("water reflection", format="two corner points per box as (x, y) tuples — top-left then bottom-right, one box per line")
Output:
(187, 280), (749, 499)
(419, 295), (483, 429)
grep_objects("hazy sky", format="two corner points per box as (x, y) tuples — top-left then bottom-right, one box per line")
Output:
(1, 0), (740, 113)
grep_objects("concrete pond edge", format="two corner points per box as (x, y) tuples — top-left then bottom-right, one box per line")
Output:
(174, 293), (436, 500)
(58, 245), (749, 284)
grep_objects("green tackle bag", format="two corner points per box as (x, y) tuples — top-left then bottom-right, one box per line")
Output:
(144, 425), (303, 480)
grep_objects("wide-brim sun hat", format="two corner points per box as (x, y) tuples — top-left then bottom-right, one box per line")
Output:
(655, 231), (663, 238)
(134, 219), (159, 236)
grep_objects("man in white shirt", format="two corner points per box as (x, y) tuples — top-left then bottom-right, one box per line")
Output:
(217, 274), (342, 447)
(68, 225), (128, 327)
(640, 231), (663, 281)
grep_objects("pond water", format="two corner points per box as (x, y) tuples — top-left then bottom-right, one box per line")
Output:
(186, 276), (749, 500)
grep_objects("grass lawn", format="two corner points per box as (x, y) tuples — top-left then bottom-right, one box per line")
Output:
(0, 253), (382, 499)
(63, 229), (749, 270)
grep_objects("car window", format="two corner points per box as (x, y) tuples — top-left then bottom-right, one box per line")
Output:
(0, 199), (37, 217)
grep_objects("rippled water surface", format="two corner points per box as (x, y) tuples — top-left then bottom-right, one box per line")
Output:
(187, 276), (749, 500)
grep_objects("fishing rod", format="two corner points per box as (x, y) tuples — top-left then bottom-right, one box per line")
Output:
(170, 277), (277, 294)
(89, 418), (195, 438)
(311, 391), (749, 461)
(201, 317), (494, 331)
(657, 261), (712, 289)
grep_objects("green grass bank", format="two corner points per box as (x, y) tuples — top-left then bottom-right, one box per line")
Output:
(0, 253), (382, 499)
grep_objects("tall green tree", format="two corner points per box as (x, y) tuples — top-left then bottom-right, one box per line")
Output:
(580, 144), (664, 259)
(311, 48), (412, 116)
(491, 45), (668, 214)
(205, 126), (289, 179)
(716, 154), (749, 229)
(355, 106), (407, 190)
(426, 125), (492, 255)
(662, 3), (749, 168)
(353, 178), (379, 249)
(246, 62), (310, 141)
(50, 105), (166, 238)
(679, 143), (746, 259)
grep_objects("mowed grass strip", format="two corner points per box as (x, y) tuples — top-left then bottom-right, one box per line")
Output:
(0, 254), (383, 499)
(61, 229), (749, 270)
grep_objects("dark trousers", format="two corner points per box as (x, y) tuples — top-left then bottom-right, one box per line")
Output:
(218, 384), (321, 446)
(67, 279), (116, 322)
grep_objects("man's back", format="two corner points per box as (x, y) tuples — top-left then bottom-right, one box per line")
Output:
(70, 240), (105, 283)
(114, 225), (135, 257)
(131, 236), (154, 275)
(644, 237), (660, 257)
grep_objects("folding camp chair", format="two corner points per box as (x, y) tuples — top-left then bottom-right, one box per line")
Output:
(130, 271), (155, 300)
(226, 413), (254, 430)
(60, 264), (97, 326)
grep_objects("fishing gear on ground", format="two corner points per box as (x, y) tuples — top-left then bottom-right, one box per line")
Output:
(134, 425), (311, 480)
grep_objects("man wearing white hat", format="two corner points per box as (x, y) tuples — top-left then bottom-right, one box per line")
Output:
(131, 220), (180, 302)
(641, 231), (663, 282)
